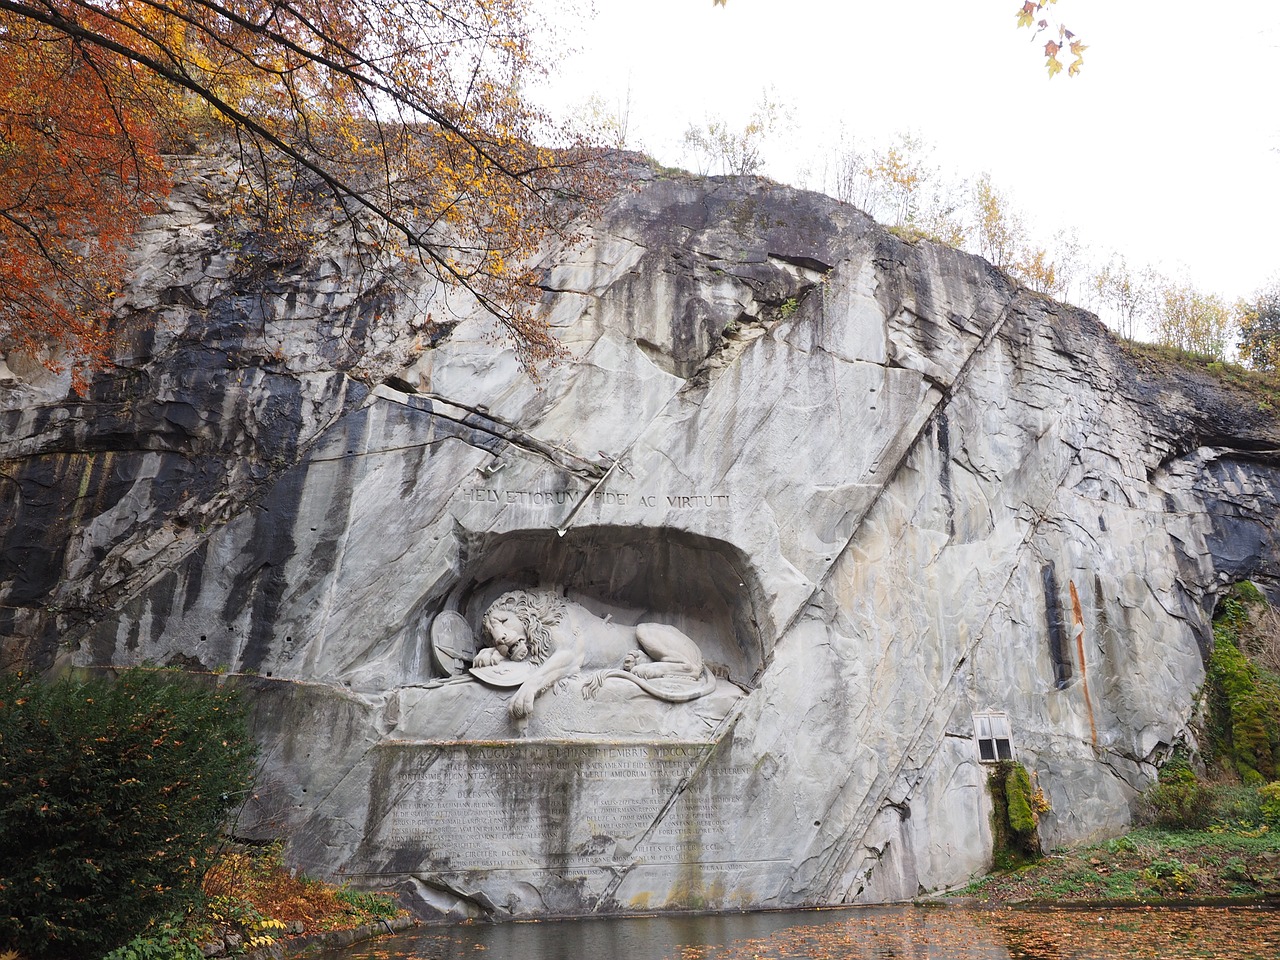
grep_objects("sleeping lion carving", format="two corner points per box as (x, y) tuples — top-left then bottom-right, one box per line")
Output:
(471, 590), (720, 722)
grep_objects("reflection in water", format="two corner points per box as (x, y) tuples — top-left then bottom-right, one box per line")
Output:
(311, 904), (1280, 960)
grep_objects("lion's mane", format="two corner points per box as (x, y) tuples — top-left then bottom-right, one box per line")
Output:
(482, 590), (565, 664)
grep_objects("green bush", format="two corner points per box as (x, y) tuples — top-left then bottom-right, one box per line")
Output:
(1261, 782), (1280, 825)
(1212, 784), (1266, 825)
(99, 914), (207, 960)
(1145, 768), (1213, 830)
(1210, 638), (1278, 784)
(1140, 857), (1200, 894)
(335, 886), (399, 920)
(0, 669), (256, 958)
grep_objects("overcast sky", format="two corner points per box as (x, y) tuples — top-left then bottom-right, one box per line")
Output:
(536, 1), (1279, 304)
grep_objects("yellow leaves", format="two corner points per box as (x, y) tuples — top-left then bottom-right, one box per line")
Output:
(1155, 280), (1234, 358)
(1068, 39), (1087, 76)
(1016, 1), (1084, 77)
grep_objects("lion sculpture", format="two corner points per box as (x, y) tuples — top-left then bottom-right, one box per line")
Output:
(473, 590), (719, 722)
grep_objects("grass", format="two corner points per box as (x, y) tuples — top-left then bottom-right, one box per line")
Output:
(1119, 339), (1280, 410)
(954, 820), (1280, 906)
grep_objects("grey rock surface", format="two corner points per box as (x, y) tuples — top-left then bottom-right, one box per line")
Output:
(3, 163), (1279, 918)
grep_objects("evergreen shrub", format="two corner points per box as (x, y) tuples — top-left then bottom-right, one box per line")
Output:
(0, 669), (255, 958)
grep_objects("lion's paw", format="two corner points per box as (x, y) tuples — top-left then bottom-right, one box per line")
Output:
(509, 688), (536, 721)
(474, 647), (505, 668)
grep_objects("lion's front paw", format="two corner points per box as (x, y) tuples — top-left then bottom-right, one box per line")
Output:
(622, 650), (648, 672)
(509, 687), (536, 721)
(473, 647), (505, 668)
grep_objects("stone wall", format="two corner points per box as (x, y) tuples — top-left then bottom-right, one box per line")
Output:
(3, 163), (1278, 917)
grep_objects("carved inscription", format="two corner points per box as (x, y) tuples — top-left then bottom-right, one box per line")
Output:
(634, 763), (744, 863)
(458, 487), (731, 509)
(460, 488), (574, 506)
(369, 743), (743, 873)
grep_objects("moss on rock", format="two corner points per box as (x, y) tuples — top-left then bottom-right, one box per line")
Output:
(1209, 589), (1280, 784)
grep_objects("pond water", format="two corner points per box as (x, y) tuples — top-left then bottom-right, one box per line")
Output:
(310, 903), (1280, 960)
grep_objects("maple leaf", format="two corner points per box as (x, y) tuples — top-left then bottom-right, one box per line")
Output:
(1044, 40), (1062, 57)
(1017, 3), (1036, 28)
(1047, 55), (1064, 78)
(1068, 57), (1084, 77)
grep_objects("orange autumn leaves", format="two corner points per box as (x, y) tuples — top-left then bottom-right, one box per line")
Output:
(0, 9), (169, 387)
(0, 1), (597, 385)
(1016, 1), (1087, 77)
(325, 905), (1280, 960)
(675, 906), (1280, 960)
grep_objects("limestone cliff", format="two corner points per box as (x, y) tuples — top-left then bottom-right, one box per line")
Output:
(2, 162), (1278, 916)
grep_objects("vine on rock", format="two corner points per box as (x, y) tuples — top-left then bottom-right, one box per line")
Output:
(1208, 586), (1280, 785)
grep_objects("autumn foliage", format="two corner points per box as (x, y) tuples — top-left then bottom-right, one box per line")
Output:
(0, 1), (601, 384)
(202, 844), (399, 932)
(1016, 1), (1087, 77)
(0, 10), (169, 386)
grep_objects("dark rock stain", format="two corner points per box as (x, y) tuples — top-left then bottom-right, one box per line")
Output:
(1041, 562), (1073, 688)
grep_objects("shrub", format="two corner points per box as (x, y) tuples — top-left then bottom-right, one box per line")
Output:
(99, 915), (207, 960)
(1140, 857), (1200, 894)
(1261, 783), (1280, 826)
(335, 887), (399, 920)
(1212, 784), (1266, 826)
(1144, 768), (1213, 830)
(202, 843), (401, 934)
(0, 669), (256, 958)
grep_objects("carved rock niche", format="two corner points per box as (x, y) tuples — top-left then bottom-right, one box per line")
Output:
(394, 525), (763, 743)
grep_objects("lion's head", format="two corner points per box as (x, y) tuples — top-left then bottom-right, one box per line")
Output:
(481, 590), (565, 664)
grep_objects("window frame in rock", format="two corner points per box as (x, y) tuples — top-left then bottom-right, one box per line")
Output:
(973, 711), (1014, 763)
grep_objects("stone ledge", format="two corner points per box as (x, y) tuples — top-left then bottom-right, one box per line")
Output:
(238, 916), (418, 959)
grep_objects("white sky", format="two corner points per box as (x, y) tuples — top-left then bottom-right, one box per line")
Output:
(536, 1), (1280, 303)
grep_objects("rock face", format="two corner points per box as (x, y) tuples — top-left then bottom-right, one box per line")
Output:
(3, 163), (1279, 917)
